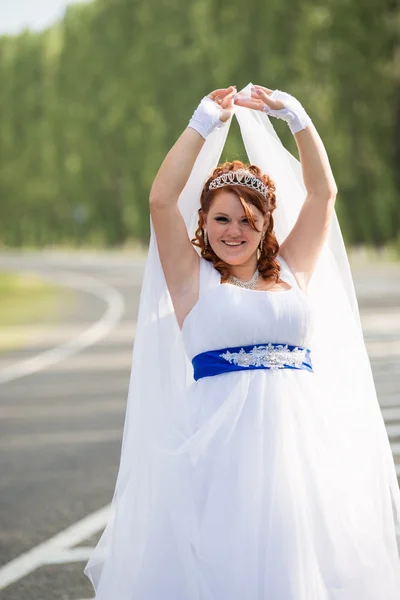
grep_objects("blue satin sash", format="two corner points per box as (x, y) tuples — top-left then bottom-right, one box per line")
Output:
(192, 342), (313, 381)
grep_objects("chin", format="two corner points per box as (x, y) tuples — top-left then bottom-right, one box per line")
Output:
(212, 247), (256, 266)
(222, 256), (251, 266)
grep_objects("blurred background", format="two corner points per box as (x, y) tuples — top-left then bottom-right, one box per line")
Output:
(0, 0), (399, 599)
(0, 0), (399, 248)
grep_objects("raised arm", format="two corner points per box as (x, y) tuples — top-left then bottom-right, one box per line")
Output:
(234, 86), (338, 292)
(278, 121), (338, 291)
(149, 86), (236, 327)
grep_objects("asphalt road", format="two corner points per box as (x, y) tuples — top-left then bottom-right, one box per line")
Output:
(0, 250), (399, 600)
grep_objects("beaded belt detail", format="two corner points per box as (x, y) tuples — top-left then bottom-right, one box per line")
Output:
(192, 342), (313, 381)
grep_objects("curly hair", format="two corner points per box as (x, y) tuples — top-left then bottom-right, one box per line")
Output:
(192, 160), (281, 283)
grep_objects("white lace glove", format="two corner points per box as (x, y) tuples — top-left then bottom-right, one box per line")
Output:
(188, 96), (226, 140)
(262, 89), (312, 135)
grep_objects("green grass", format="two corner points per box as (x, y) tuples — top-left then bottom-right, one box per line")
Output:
(0, 272), (72, 352)
(0, 272), (60, 327)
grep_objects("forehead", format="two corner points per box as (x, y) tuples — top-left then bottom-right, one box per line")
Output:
(209, 190), (261, 216)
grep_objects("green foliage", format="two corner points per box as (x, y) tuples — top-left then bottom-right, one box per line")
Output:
(0, 0), (398, 247)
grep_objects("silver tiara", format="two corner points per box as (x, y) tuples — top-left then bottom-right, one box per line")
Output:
(208, 169), (268, 199)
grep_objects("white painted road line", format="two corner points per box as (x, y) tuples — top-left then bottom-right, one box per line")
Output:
(0, 267), (122, 591)
(0, 270), (125, 385)
(42, 547), (95, 564)
(0, 504), (111, 590)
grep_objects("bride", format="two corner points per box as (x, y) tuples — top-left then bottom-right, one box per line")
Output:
(84, 84), (400, 599)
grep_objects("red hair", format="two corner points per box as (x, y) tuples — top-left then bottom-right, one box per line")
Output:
(192, 160), (281, 283)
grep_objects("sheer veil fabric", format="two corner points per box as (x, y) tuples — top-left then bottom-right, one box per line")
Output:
(84, 84), (400, 598)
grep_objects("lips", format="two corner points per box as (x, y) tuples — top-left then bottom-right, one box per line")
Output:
(222, 241), (245, 246)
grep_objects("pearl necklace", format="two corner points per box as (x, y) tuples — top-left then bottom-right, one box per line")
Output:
(227, 268), (259, 290)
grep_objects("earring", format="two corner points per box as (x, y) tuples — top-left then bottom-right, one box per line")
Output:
(259, 232), (265, 251)
(203, 228), (208, 248)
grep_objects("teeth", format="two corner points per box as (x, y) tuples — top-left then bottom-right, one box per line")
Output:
(224, 241), (242, 246)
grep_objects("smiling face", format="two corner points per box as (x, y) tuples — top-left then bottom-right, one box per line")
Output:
(204, 189), (268, 266)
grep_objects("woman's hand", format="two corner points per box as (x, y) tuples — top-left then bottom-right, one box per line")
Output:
(233, 85), (286, 112)
(207, 86), (237, 122)
(234, 85), (311, 135)
(187, 86), (237, 140)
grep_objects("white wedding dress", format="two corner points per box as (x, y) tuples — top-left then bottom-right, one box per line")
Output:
(122, 254), (400, 600)
(85, 91), (400, 599)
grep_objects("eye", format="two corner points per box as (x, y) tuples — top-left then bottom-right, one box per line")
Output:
(241, 218), (250, 224)
(215, 216), (229, 223)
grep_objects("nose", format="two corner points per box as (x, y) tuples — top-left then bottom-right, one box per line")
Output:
(226, 220), (242, 237)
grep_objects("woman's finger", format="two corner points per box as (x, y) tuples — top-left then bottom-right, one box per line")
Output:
(253, 86), (286, 110)
(220, 88), (237, 109)
(208, 88), (225, 98)
(208, 86), (236, 102)
(252, 87), (272, 104)
(234, 96), (265, 111)
(221, 85), (236, 102)
(252, 85), (273, 95)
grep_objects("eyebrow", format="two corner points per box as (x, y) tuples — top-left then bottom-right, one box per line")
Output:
(213, 212), (257, 218)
